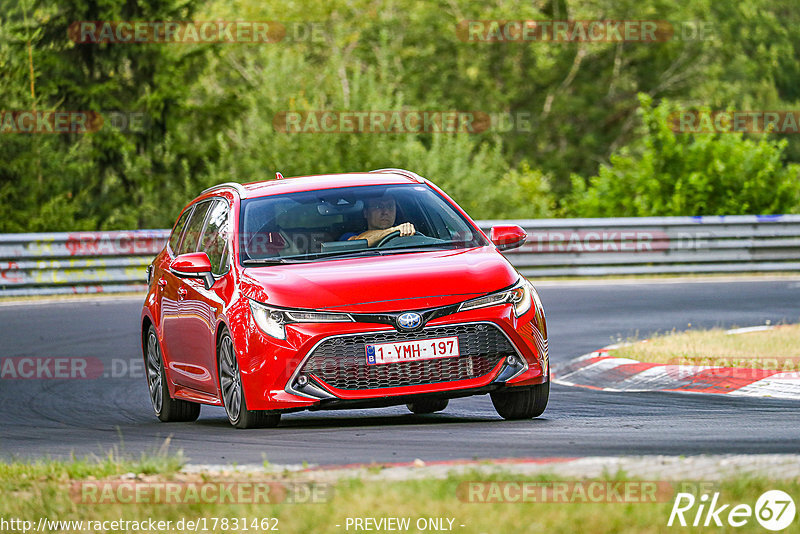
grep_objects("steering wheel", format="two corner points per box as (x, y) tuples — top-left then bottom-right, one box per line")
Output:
(376, 230), (424, 247)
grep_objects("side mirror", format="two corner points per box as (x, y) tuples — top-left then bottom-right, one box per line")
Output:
(490, 225), (527, 251)
(170, 252), (215, 290)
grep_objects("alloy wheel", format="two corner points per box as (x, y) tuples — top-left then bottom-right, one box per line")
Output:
(146, 331), (163, 414)
(219, 334), (242, 422)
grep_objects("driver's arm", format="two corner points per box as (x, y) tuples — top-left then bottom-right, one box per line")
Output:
(349, 223), (415, 246)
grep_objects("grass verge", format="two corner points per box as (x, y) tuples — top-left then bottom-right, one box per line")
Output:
(1, 456), (798, 533)
(607, 324), (800, 369)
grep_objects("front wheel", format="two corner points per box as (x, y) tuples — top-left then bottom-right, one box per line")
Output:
(218, 328), (281, 429)
(145, 325), (200, 422)
(490, 381), (549, 420)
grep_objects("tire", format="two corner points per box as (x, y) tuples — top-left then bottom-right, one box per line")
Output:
(407, 398), (449, 414)
(218, 328), (281, 429)
(490, 380), (549, 420)
(145, 325), (201, 422)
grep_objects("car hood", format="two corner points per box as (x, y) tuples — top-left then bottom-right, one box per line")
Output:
(240, 246), (518, 313)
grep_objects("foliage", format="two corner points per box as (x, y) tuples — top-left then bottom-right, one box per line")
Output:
(563, 95), (800, 216)
(1, 0), (800, 230)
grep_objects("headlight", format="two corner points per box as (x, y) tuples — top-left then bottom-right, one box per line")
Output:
(513, 279), (533, 317)
(249, 300), (353, 340)
(459, 278), (533, 318)
(284, 310), (352, 322)
(250, 301), (288, 339)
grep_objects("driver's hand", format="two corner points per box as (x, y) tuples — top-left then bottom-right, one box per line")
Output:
(351, 224), (416, 247)
(393, 222), (415, 236)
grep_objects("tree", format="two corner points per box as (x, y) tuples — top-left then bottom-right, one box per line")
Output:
(564, 94), (800, 216)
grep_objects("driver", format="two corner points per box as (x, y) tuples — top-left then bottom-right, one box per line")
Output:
(343, 194), (415, 246)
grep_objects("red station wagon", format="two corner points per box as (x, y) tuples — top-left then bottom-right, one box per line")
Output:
(141, 169), (549, 428)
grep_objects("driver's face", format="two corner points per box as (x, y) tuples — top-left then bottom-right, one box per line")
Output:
(365, 197), (397, 230)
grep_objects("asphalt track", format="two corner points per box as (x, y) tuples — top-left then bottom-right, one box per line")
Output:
(1, 279), (799, 465)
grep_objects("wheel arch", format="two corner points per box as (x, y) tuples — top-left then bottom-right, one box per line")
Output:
(141, 315), (154, 363)
(213, 319), (231, 394)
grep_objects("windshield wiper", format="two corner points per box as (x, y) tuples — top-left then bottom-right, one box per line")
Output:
(244, 244), (458, 265)
(299, 249), (385, 261)
(243, 258), (296, 266)
(244, 249), (384, 265)
(379, 242), (458, 254)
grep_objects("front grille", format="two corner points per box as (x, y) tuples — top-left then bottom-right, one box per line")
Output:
(299, 323), (516, 390)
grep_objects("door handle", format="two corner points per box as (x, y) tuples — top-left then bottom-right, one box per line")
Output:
(177, 287), (188, 300)
(157, 278), (167, 289)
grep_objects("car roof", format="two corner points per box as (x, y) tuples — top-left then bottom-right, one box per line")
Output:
(201, 171), (427, 200)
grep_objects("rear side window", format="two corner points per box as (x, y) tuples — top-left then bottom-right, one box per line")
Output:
(199, 200), (230, 275)
(177, 200), (212, 255)
(168, 207), (192, 254)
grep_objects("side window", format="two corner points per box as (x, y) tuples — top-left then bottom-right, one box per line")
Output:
(177, 201), (212, 255)
(168, 207), (193, 254)
(199, 200), (230, 275)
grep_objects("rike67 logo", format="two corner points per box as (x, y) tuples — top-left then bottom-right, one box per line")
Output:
(668, 490), (796, 530)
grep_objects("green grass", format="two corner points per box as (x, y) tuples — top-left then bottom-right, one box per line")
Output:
(0, 449), (184, 484)
(1, 455), (798, 533)
(607, 324), (800, 368)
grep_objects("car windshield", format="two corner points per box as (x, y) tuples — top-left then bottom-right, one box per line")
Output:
(239, 183), (488, 263)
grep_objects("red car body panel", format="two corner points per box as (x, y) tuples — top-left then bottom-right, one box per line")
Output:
(239, 247), (515, 311)
(141, 171), (548, 415)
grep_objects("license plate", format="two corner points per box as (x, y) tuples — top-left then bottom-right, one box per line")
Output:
(365, 336), (460, 365)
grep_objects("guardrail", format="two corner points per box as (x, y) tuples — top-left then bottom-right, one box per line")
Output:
(0, 230), (169, 297)
(1, 215), (799, 296)
(488, 215), (800, 277)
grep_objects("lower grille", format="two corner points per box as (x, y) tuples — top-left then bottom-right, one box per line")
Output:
(299, 322), (517, 390)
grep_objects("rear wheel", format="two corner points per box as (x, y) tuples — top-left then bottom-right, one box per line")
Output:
(145, 325), (200, 422)
(490, 381), (549, 420)
(218, 328), (281, 429)
(407, 398), (449, 414)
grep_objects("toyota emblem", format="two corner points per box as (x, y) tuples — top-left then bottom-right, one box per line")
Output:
(397, 312), (422, 330)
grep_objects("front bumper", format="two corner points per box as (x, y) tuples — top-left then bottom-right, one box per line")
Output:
(235, 301), (548, 411)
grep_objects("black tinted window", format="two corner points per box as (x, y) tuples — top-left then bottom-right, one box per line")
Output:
(168, 207), (192, 254)
(200, 200), (230, 275)
(177, 200), (212, 255)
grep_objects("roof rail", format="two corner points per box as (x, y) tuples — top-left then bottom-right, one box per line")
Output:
(200, 182), (248, 198)
(369, 168), (425, 182)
